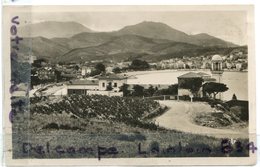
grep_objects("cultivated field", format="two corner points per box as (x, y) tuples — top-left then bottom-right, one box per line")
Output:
(12, 96), (249, 158)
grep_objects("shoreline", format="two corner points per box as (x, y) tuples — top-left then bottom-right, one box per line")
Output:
(123, 69), (248, 76)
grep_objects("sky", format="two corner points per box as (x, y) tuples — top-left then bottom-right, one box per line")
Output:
(19, 11), (247, 45)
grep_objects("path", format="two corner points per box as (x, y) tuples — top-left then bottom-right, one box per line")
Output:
(155, 100), (248, 139)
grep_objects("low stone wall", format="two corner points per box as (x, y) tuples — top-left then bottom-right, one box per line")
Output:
(87, 90), (123, 97)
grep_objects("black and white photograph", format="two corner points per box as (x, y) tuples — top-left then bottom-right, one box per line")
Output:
(2, 5), (256, 166)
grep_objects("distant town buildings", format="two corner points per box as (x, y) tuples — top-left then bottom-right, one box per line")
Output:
(156, 51), (247, 71)
(37, 67), (56, 80)
(29, 55), (37, 64)
(81, 66), (93, 76)
(29, 47), (248, 99)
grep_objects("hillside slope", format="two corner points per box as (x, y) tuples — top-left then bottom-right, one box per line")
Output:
(19, 21), (93, 38)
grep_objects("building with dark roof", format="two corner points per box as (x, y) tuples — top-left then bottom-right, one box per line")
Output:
(177, 72), (216, 98)
(177, 72), (202, 79)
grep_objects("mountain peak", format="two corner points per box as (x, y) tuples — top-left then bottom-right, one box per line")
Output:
(192, 33), (214, 38)
(137, 20), (170, 26)
(116, 21), (238, 47)
(116, 21), (193, 43)
(123, 21), (182, 32)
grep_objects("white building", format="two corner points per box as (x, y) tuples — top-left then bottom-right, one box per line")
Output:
(67, 80), (99, 95)
(236, 63), (242, 70)
(29, 55), (37, 64)
(66, 74), (127, 97)
(97, 74), (127, 92)
(81, 66), (93, 76)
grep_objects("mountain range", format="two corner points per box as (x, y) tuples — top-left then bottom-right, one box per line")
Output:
(19, 21), (93, 38)
(18, 21), (244, 63)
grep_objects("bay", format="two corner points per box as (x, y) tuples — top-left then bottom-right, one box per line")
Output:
(126, 70), (248, 101)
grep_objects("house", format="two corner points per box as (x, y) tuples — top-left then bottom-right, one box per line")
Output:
(66, 74), (127, 96)
(201, 61), (211, 69)
(177, 72), (216, 97)
(105, 66), (113, 73)
(81, 66), (93, 76)
(177, 72), (203, 97)
(29, 55), (37, 64)
(117, 61), (131, 68)
(197, 72), (216, 82)
(67, 79), (99, 95)
(97, 74), (127, 92)
(236, 63), (243, 71)
(37, 67), (56, 80)
(225, 62), (232, 69)
(176, 60), (185, 69)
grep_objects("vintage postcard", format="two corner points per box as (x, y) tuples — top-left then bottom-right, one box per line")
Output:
(2, 5), (256, 166)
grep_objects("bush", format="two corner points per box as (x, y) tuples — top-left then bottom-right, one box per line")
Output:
(43, 123), (59, 130)
(116, 134), (146, 141)
(59, 124), (83, 131)
(144, 107), (168, 119)
(230, 106), (248, 122)
(43, 123), (84, 131)
(150, 141), (160, 153)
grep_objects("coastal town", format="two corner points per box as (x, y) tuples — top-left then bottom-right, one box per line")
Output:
(29, 47), (247, 85)
(9, 13), (250, 159)
(9, 45), (248, 95)
(10, 46), (248, 98)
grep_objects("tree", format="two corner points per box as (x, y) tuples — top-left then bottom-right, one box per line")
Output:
(180, 78), (203, 97)
(147, 85), (156, 96)
(203, 82), (229, 99)
(74, 65), (80, 71)
(149, 141), (160, 154)
(157, 84), (178, 95)
(112, 67), (121, 74)
(120, 84), (130, 96)
(106, 84), (113, 91)
(32, 58), (48, 68)
(232, 94), (237, 100)
(189, 78), (203, 97)
(54, 70), (62, 82)
(241, 62), (248, 70)
(129, 59), (150, 70)
(133, 85), (145, 97)
(90, 69), (101, 76)
(12, 61), (31, 85)
(95, 63), (106, 73)
(167, 84), (178, 95)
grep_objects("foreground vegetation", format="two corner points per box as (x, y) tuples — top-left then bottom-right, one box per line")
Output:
(193, 98), (249, 128)
(11, 96), (249, 158)
(29, 95), (167, 130)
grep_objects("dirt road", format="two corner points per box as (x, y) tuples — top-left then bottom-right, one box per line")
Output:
(155, 100), (248, 139)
